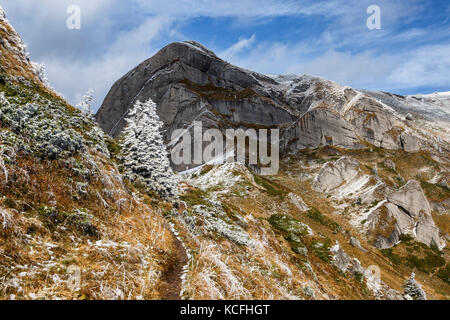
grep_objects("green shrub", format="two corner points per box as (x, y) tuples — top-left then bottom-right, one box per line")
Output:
(253, 174), (288, 199)
(437, 264), (450, 285)
(310, 240), (332, 263)
(180, 188), (211, 207)
(406, 251), (445, 274)
(38, 205), (99, 238)
(380, 248), (402, 265)
(420, 180), (450, 202)
(268, 214), (311, 237)
(399, 234), (414, 243)
(354, 271), (364, 283)
(285, 233), (307, 255)
(306, 208), (340, 232)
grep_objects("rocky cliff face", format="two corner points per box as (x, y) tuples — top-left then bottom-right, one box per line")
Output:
(96, 41), (449, 165)
(96, 41), (296, 142)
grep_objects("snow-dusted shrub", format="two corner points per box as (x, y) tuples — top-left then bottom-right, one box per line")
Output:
(31, 62), (51, 89)
(38, 206), (98, 237)
(0, 87), (109, 159)
(192, 205), (253, 247)
(119, 99), (178, 198)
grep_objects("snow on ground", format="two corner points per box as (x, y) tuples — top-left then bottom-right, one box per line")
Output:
(341, 92), (363, 115)
(333, 175), (372, 200)
(186, 162), (253, 193)
(351, 200), (387, 232)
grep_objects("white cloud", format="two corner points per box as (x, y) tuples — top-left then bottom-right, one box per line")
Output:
(220, 40), (449, 92)
(135, 0), (344, 18)
(43, 16), (174, 107)
(221, 35), (256, 59)
(387, 44), (450, 89)
(0, 0), (176, 108)
(0, 0), (447, 109)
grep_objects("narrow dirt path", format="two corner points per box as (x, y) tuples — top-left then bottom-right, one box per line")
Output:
(159, 233), (188, 300)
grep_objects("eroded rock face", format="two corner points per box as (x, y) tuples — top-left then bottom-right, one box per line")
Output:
(330, 242), (365, 275)
(312, 157), (360, 193)
(96, 41), (296, 141)
(282, 108), (361, 152)
(387, 180), (431, 217)
(367, 180), (445, 249)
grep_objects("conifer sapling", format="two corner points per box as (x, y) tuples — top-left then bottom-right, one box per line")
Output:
(120, 98), (178, 198)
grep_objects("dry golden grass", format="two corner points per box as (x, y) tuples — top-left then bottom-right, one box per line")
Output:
(0, 149), (177, 300)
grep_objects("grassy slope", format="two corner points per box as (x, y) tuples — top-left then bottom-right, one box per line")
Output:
(173, 145), (448, 300)
(0, 20), (178, 298)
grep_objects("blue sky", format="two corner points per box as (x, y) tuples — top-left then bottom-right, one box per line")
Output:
(1, 0), (449, 111)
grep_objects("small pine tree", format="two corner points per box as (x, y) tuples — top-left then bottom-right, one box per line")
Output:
(120, 98), (178, 198)
(31, 62), (51, 88)
(77, 89), (94, 115)
(403, 273), (427, 300)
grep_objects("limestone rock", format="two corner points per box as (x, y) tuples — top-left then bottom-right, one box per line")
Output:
(367, 180), (445, 249)
(359, 181), (392, 205)
(312, 157), (360, 192)
(386, 180), (430, 218)
(289, 193), (309, 212)
(349, 237), (367, 252)
(281, 108), (361, 153)
(330, 241), (365, 276)
(399, 133), (421, 152)
(96, 41), (295, 141)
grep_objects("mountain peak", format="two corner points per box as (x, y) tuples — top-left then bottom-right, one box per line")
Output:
(177, 40), (219, 57)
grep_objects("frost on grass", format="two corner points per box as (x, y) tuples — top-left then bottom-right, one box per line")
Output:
(185, 241), (252, 300)
(0, 207), (17, 230)
(192, 205), (253, 247)
(188, 162), (255, 196)
(0, 90), (109, 159)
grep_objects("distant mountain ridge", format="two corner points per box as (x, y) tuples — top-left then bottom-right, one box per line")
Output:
(96, 41), (449, 171)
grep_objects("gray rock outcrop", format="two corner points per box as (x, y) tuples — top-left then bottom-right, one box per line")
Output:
(312, 157), (360, 192)
(330, 242), (365, 276)
(96, 41), (295, 141)
(367, 180), (445, 249)
(349, 237), (367, 252)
